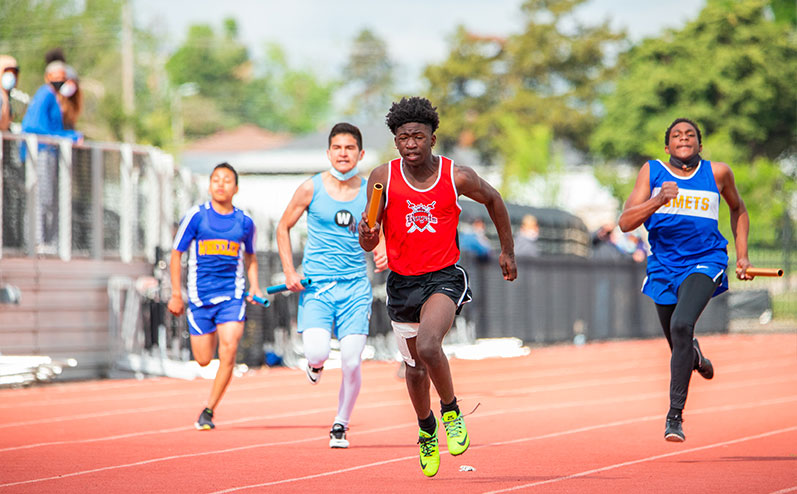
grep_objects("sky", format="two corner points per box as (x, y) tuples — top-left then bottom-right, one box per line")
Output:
(134, 0), (706, 91)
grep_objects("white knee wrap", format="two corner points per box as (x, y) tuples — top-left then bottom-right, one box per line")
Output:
(391, 321), (419, 367)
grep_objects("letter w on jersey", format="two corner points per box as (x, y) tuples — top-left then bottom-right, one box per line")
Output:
(653, 187), (719, 220)
(406, 200), (438, 233)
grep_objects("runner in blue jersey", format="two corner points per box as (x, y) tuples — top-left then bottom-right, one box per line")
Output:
(277, 123), (387, 448)
(167, 162), (263, 431)
(619, 118), (754, 442)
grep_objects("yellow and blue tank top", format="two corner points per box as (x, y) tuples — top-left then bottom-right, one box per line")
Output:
(173, 202), (256, 307)
(644, 159), (728, 269)
(301, 173), (368, 279)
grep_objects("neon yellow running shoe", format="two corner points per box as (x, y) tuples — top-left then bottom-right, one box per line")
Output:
(418, 424), (440, 477)
(441, 410), (470, 456)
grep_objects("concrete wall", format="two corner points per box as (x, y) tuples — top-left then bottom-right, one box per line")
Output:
(0, 257), (151, 380)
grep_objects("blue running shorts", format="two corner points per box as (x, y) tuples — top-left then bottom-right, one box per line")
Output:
(298, 276), (372, 339)
(186, 297), (246, 335)
(642, 261), (728, 305)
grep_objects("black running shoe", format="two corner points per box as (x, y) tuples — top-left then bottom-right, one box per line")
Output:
(195, 407), (215, 430)
(329, 423), (349, 448)
(692, 338), (714, 380)
(664, 416), (685, 442)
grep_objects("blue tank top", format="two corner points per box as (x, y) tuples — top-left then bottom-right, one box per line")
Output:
(644, 159), (728, 268)
(173, 202), (256, 307)
(301, 174), (368, 279)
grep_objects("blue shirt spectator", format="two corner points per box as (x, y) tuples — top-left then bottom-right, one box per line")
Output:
(22, 61), (82, 141)
(459, 218), (492, 261)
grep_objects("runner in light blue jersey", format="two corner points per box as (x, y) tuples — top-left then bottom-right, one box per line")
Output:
(277, 123), (387, 448)
(619, 118), (754, 443)
(168, 163), (263, 431)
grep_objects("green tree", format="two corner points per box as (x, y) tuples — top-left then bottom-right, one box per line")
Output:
(249, 44), (335, 134)
(424, 0), (624, 167)
(591, 0), (796, 163)
(165, 26), (334, 137)
(341, 29), (395, 122)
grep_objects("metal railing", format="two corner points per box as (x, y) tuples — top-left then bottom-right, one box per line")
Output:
(1, 132), (200, 263)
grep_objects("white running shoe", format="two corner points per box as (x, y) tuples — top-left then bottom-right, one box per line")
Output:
(306, 363), (323, 385)
(329, 423), (349, 448)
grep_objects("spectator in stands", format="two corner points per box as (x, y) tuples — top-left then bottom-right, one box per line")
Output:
(58, 65), (82, 130)
(459, 218), (492, 261)
(21, 54), (82, 142)
(590, 223), (624, 259)
(0, 55), (19, 132)
(615, 231), (648, 263)
(514, 214), (540, 257)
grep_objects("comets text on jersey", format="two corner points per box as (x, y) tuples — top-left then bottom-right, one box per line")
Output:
(653, 187), (719, 220)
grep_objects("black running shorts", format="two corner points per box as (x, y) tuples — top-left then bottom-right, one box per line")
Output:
(386, 264), (473, 323)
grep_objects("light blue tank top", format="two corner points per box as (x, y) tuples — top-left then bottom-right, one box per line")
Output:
(301, 173), (368, 279)
(644, 159), (728, 269)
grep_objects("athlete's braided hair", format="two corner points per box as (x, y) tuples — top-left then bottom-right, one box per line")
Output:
(665, 118), (702, 146)
(385, 97), (439, 135)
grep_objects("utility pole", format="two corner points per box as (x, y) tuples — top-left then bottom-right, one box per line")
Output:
(121, 0), (135, 143)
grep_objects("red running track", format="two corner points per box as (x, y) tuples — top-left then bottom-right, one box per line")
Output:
(0, 333), (795, 493)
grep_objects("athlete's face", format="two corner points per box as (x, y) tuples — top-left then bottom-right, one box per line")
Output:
(665, 122), (702, 160)
(327, 133), (364, 174)
(209, 167), (238, 205)
(394, 122), (436, 166)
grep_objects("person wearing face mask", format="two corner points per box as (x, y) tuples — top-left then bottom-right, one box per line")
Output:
(618, 117), (754, 443)
(276, 123), (387, 449)
(21, 59), (82, 142)
(57, 65), (82, 130)
(0, 55), (19, 132)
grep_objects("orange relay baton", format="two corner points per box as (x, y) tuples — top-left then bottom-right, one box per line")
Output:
(745, 267), (784, 278)
(366, 183), (383, 228)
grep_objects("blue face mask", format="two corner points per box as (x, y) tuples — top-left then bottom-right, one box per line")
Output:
(329, 166), (359, 181)
(1, 72), (16, 91)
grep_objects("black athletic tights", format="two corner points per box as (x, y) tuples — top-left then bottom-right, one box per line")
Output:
(654, 273), (721, 411)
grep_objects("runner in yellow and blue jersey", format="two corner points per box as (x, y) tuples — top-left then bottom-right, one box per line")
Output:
(619, 118), (754, 442)
(168, 162), (262, 431)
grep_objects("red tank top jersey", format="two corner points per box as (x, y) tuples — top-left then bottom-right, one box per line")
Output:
(384, 156), (461, 276)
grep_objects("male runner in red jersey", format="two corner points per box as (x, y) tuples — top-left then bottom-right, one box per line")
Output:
(359, 97), (517, 477)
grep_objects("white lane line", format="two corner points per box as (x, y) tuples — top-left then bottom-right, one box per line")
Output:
(1, 372), (795, 453)
(493, 359), (796, 396)
(3, 357), (793, 430)
(769, 487), (797, 494)
(481, 426), (797, 493)
(0, 383), (406, 428)
(4, 394), (794, 491)
(4, 344), (791, 409)
(0, 376), (339, 410)
(0, 399), (407, 453)
(209, 397), (797, 493)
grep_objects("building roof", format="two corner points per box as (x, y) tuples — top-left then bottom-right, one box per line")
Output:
(184, 124), (291, 153)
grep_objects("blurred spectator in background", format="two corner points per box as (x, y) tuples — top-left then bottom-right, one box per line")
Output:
(21, 52), (82, 142)
(459, 217), (492, 261)
(590, 222), (624, 259)
(0, 55), (19, 131)
(58, 65), (82, 130)
(615, 230), (648, 263)
(591, 222), (648, 262)
(514, 214), (540, 257)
